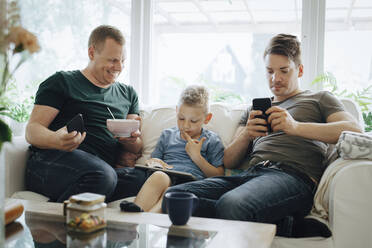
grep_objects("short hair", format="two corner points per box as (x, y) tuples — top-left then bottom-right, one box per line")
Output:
(88, 25), (125, 52)
(263, 34), (302, 66)
(178, 85), (210, 114)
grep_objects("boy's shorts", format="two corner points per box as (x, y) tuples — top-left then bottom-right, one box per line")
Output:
(169, 174), (196, 185)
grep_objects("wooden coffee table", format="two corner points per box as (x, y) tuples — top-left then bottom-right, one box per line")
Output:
(6, 199), (276, 248)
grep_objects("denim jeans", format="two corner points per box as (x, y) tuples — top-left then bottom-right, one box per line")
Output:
(26, 147), (148, 203)
(163, 163), (315, 237)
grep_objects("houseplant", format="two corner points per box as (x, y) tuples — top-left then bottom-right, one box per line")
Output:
(1, 1), (39, 242)
(0, 80), (36, 135)
(0, 0), (40, 146)
(311, 71), (372, 132)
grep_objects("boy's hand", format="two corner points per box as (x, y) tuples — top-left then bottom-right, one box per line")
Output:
(183, 131), (206, 161)
(145, 158), (173, 169)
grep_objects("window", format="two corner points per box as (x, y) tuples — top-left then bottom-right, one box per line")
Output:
(150, 0), (302, 105)
(324, 0), (372, 100)
(16, 0), (372, 109)
(18, 0), (131, 93)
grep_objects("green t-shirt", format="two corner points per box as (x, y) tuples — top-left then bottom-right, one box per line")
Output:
(238, 90), (345, 182)
(34, 70), (139, 166)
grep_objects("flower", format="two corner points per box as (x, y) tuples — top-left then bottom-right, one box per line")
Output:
(0, 0), (40, 98)
(0, 0), (40, 145)
(8, 26), (40, 53)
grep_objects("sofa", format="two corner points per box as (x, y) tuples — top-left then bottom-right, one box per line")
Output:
(2, 98), (372, 248)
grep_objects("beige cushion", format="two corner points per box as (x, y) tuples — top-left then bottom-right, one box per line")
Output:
(137, 103), (244, 165)
(107, 196), (136, 209)
(11, 191), (50, 202)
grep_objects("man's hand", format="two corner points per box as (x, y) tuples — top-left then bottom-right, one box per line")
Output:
(116, 129), (141, 144)
(116, 115), (142, 145)
(56, 127), (86, 152)
(267, 106), (298, 135)
(116, 151), (141, 168)
(183, 132), (206, 161)
(242, 110), (270, 140)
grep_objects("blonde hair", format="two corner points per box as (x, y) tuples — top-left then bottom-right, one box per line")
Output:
(178, 85), (210, 114)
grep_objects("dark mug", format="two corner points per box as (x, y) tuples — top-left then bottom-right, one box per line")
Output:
(164, 192), (199, 226)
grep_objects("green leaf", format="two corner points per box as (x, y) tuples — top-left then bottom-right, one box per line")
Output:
(0, 118), (12, 149)
(312, 71), (372, 131)
(363, 112), (372, 132)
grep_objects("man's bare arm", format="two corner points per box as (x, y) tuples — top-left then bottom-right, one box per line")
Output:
(26, 105), (86, 151)
(293, 111), (362, 143)
(223, 126), (251, 169)
(267, 107), (363, 144)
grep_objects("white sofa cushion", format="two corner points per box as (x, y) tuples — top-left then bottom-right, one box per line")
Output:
(11, 191), (50, 202)
(137, 103), (244, 165)
(3, 136), (30, 198)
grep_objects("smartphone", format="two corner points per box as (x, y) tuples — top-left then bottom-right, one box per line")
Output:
(66, 113), (85, 133)
(252, 97), (272, 132)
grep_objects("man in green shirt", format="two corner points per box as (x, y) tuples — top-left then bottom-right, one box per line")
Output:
(25, 25), (147, 202)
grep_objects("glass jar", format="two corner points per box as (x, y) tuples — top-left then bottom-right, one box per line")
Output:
(66, 193), (107, 233)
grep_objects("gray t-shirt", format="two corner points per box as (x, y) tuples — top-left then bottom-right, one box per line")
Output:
(151, 127), (224, 180)
(239, 90), (344, 182)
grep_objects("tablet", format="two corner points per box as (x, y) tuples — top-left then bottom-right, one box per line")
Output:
(135, 164), (197, 181)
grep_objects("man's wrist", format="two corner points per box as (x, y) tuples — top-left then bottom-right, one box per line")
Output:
(51, 131), (61, 150)
(241, 129), (254, 143)
(292, 121), (302, 136)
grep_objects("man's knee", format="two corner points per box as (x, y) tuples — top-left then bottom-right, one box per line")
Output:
(79, 162), (117, 197)
(216, 193), (255, 221)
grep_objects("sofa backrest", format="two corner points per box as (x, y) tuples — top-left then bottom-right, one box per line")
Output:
(137, 98), (362, 165)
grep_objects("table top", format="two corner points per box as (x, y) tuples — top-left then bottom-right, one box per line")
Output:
(5, 199), (276, 248)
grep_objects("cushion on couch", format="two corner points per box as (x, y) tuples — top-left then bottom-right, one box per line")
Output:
(336, 131), (372, 160)
(137, 103), (245, 165)
(11, 191), (50, 202)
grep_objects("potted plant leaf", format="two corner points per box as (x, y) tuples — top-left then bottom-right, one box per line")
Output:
(312, 71), (372, 133)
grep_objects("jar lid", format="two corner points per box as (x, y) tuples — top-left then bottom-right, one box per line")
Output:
(69, 193), (105, 206)
(67, 202), (107, 212)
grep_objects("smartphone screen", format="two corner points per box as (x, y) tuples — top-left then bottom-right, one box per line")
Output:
(66, 113), (85, 133)
(252, 97), (272, 132)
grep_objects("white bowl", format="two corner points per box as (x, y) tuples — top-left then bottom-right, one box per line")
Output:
(106, 119), (140, 137)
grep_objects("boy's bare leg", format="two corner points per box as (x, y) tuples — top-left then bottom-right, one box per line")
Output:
(134, 171), (171, 212)
(149, 191), (167, 213)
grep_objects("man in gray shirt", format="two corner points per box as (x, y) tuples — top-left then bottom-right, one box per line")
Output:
(163, 34), (362, 237)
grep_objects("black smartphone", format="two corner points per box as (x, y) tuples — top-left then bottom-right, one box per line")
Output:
(252, 97), (272, 132)
(66, 113), (85, 133)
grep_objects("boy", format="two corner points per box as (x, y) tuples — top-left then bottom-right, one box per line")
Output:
(121, 85), (225, 212)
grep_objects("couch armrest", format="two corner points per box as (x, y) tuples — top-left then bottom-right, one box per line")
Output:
(328, 159), (372, 248)
(1, 136), (30, 197)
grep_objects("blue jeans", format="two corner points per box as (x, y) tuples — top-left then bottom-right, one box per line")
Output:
(163, 163), (315, 237)
(26, 147), (148, 203)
